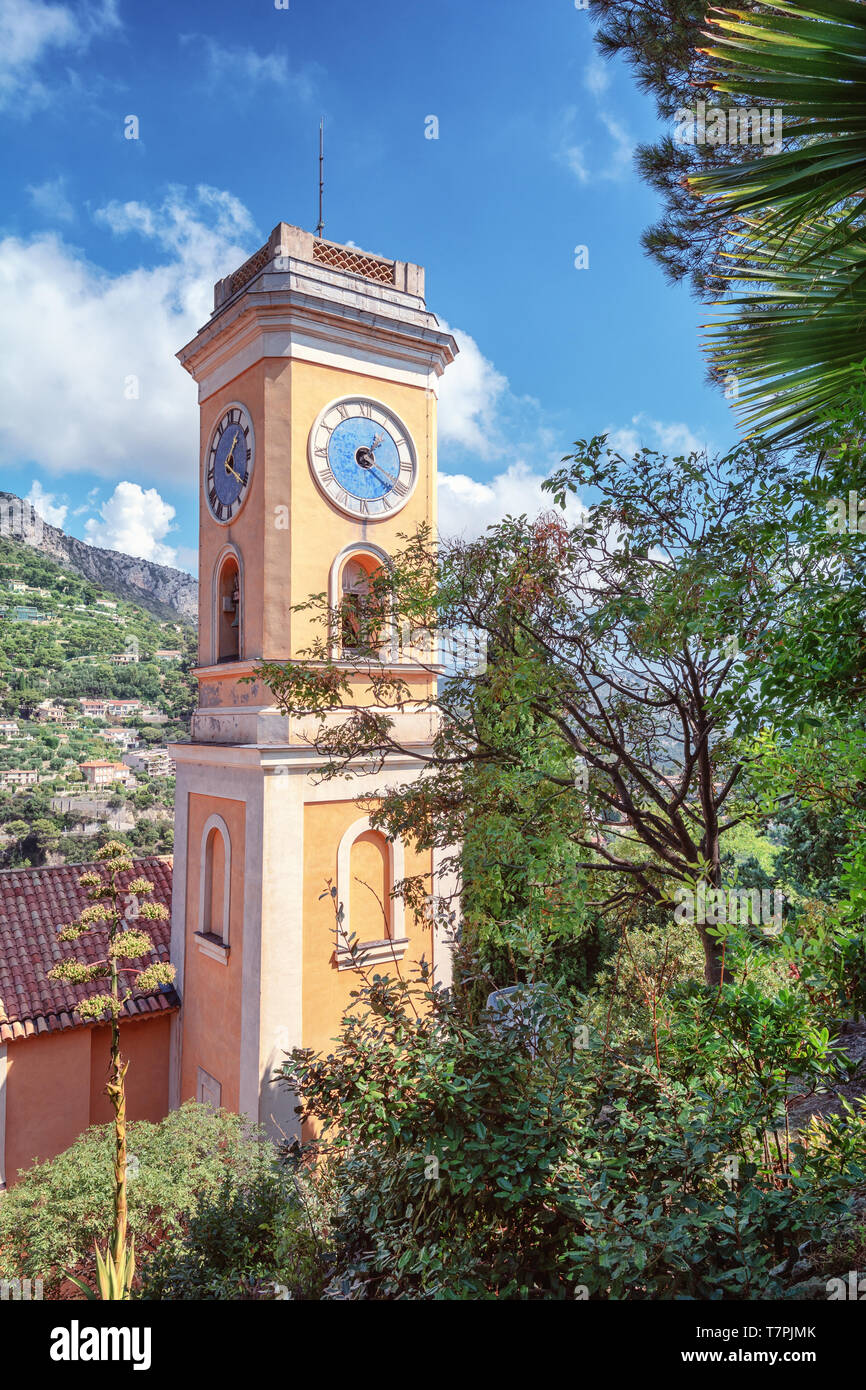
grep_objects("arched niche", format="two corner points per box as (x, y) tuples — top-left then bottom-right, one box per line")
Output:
(213, 547), (242, 664)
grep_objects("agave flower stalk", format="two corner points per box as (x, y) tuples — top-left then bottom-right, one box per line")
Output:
(48, 841), (174, 1298)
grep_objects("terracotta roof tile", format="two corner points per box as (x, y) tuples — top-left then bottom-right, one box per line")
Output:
(0, 856), (179, 1038)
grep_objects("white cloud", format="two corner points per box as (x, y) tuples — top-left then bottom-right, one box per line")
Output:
(27, 174), (74, 222)
(436, 323), (508, 459)
(584, 61), (610, 99)
(182, 35), (317, 100)
(26, 479), (67, 528)
(0, 0), (119, 115)
(84, 481), (177, 565)
(557, 82), (635, 186)
(438, 460), (586, 539)
(605, 414), (709, 459)
(560, 139), (590, 184)
(597, 111), (634, 180)
(0, 185), (257, 479)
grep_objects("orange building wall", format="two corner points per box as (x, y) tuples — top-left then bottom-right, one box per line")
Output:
(179, 792), (246, 1110)
(89, 1016), (171, 1126)
(197, 361), (269, 667)
(302, 799), (434, 1057)
(4, 1015), (172, 1184)
(5, 1029), (90, 1180)
(284, 357), (437, 666)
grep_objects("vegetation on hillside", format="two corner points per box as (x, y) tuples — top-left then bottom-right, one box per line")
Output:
(0, 538), (194, 866)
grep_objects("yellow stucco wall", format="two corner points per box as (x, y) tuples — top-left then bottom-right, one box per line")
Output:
(197, 354), (438, 689)
(184, 281), (444, 1117)
(180, 792), (246, 1110)
(302, 798), (433, 1058)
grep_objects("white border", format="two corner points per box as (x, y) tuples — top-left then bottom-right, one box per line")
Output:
(307, 395), (418, 521)
(202, 399), (256, 526)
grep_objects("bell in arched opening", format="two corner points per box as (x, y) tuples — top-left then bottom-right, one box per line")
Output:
(217, 556), (241, 663)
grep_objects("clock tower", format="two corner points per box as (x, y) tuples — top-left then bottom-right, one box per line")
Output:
(169, 223), (458, 1138)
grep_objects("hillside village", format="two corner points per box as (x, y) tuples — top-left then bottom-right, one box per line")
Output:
(0, 538), (195, 867)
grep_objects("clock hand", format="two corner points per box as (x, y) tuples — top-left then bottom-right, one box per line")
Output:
(369, 459), (398, 487)
(223, 431), (240, 471)
(225, 462), (245, 485)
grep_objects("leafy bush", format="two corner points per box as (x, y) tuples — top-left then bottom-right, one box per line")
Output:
(0, 1102), (278, 1294)
(282, 960), (866, 1301)
(138, 1163), (326, 1301)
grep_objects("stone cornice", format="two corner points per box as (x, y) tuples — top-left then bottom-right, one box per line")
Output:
(177, 257), (457, 398)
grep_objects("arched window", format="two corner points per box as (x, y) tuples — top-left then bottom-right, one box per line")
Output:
(216, 553), (241, 663)
(335, 815), (408, 970)
(332, 547), (389, 658)
(341, 555), (377, 655)
(198, 814), (231, 949)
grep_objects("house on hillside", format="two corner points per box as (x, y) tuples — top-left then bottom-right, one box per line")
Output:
(0, 770), (37, 788)
(79, 699), (142, 721)
(102, 727), (140, 751)
(34, 702), (70, 725)
(122, 748), (172, 778)
(0, 858), (178, 1187)
(79, 760), (135, 789)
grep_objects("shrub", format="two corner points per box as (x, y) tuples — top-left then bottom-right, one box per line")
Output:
(0, 1102), (276, 1294)
(282, 960), (866, 1300)
(138, 1163), (326, 1301)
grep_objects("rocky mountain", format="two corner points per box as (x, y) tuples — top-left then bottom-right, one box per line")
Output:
(0, 493), (197, 622)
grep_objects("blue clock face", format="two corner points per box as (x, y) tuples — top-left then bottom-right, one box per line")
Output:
(328, 418), (401, 501)
(309, 399), (416, 518)
(206, 406), (254, 524)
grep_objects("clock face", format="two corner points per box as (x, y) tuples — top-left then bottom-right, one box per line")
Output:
(205, 404), (254, 524)
(308, 397), (417, 519)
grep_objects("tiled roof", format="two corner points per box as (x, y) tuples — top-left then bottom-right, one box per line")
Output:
(0, 857), (178, 1042)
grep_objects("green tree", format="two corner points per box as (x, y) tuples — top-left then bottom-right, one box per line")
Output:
(258, 437), (816, 986)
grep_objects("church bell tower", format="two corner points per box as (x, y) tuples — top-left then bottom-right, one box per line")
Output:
(169, 223), (457, 1136)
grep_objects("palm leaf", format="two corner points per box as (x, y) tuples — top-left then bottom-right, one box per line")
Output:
(687, 2), (866, 439)
(703, 216), (866, 440)
(690, 2), (866, 227)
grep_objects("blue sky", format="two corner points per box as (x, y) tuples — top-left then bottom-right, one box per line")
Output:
(0, 0), (736, 573)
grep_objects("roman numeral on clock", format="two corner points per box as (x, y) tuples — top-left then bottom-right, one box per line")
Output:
(359, 401), (372, 418)
(392, 478), (409, 498)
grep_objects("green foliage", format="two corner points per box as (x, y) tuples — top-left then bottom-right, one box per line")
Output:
(0, 1103), (276, 1293)
(138, 1165), (326, 1301)
(587, 0), (762, 297)
(283, 955), (866, 1300)
(283, 968), (582, 1299)
(688, 2), (866, 439)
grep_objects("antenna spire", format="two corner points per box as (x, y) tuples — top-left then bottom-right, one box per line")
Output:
(316, 119), (324, 239)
